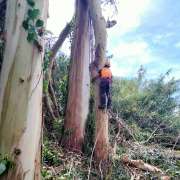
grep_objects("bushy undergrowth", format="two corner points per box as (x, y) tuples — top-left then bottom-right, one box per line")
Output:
(112, 70), (180, 148)
(127, 143), (180, 178)
(42, 55), (180, 179)
(42, 136), (130, 180)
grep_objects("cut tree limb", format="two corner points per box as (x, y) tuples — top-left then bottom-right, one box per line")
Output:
(44, 92), (57, 120)
(49, 80), (60, 117)
(45, 18), (73, 86)
(121, 155), (171, 179)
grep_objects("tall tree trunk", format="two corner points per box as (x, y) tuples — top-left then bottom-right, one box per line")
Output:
(88, 0), (109, 161)
(62, 0), (90, 151)
(0, 0), (48, 179)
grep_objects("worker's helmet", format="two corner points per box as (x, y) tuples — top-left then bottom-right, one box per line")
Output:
(104, 60), (110, 67)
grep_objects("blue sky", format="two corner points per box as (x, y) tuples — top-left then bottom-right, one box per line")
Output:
(47, 0), (180, 79)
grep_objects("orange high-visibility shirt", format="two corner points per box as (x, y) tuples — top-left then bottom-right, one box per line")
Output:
(100, 67), (112, 78)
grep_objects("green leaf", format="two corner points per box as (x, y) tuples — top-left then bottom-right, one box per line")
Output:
(22, 19), (29, 30)
(0, 163), (6, 175)
(27, 32), (36, 42)
(36, 19), (44, 27)
(28, 9), (40, 20)
(27, 0), (35, 7)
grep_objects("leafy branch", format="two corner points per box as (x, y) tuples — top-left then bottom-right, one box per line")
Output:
(0, 154), (14, 176)
(22, 0), (45, 52)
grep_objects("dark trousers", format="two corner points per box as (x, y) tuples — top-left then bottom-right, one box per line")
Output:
(99, 78), (112, 108)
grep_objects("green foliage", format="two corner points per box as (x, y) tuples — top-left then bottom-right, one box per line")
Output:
(42, 164), (88, 180)
(22, 0), (44, 45)
(83, 96), (96, 155)
(28, 9), (40, 20)
(42, 139), (90, 179)
(42, 140), (62, 166)
(27, 26), (37, 42)
(52, 118), (64, 138)
(43, 80), (48, 93)
(43, 50), (51, 72)
(41, 168), (53, 180)
(43, 50), (51, 93)
(83, 84), (97, 155)
(36, 19), (44, 27)
(52, 55), (70, 114)
(42, 47), (180, 179)
(0, 154), (14, 176)
(128, 145), (180, 178)
(0, 163), (6, 175)
(116, 146), (126, 156)
(109, 160), (130, 180)
(112, 70), (180, 146)
(58, 75), (68, 112)
(22, 19), (29, 30)
(27, 0), (35, 7)
(130, 123), (151, 142)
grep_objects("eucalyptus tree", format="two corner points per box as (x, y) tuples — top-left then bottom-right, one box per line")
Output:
(0, 0), (48, 179)
(62, 0), (90, 151)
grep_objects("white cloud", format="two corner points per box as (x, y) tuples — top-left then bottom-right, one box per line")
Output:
(153, 32), (174, 44)
(147, 63), (180, 80)
(47, 0), (156, 77)
(118, 0), (150, 33)
(105, 0), (151, 36)
(112, 40), (151, 64)
(111, 40), (153, 77)
(111, 63), (133, 77)
(47, 0), (75, 55)
(47, 0), (75, 36)
(174, 41), (180, 49)
(47, 0), (151, 36)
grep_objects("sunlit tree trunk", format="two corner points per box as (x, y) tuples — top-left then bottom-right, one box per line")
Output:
(88, 0), (109, 161)
(0, 0), (48, 179)
(62, 0), (90, 151)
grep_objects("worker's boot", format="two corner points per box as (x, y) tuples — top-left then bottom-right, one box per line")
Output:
(107, 93), (112, 110)
(107, 105), (112, 110)
(98, 105), (106, 110)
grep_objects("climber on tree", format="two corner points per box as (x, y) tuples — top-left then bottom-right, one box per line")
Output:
(98, 60), (112, 110)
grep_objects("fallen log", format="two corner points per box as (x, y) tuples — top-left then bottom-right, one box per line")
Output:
(121, 155), (170, 180)
(122, 155), (162, 173)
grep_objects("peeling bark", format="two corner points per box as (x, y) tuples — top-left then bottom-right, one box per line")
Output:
(62, 0), (90, 151)
(0, 0), (48, 179)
